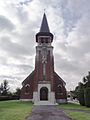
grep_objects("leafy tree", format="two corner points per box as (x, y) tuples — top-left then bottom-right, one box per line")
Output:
(78, 82), (84, 89)
(0, 83), (4, 95)
(84, 87), (90, 107)
(74, 82), (84, 96)
(0, 80), (9, 96)
(70, 90), (77, 99)
(14, 88), (21, 96)
(75, 71), (90, 107)
(83, 72), (90, 87)
(75, 82), (85, 105)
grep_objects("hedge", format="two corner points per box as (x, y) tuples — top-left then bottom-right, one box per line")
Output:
(84, 87), (90, 107)
(77, 89), (85, 106)
(0, 95), (20, 101)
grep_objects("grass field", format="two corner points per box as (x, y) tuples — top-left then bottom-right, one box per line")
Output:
(59, 103), (90, 120)
(0, 100), (33, 120)
(1, 101), (90, 120)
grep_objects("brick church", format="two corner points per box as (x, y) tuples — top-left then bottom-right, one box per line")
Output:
(20, 13), (67, 105)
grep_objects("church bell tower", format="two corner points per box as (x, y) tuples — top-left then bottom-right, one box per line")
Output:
(33, 13), (56, 104)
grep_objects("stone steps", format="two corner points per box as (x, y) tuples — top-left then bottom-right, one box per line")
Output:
(34, 101), (58, 105)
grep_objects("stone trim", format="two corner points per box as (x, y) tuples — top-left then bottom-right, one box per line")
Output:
(33, 83), (56, 105)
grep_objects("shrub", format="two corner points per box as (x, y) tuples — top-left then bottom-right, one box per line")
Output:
(77, 89), (85, 106)
(84, 87), (90, 107)
(0, 95), (19, 101)
(0, 96), (12, 101)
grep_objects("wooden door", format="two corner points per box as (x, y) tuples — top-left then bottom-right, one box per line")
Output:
(40, 87), (48, 100)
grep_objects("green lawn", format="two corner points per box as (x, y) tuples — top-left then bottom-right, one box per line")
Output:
(59, 103), (90, 120)
(1, 101), (90, 120)
(0, 100), (33, 120)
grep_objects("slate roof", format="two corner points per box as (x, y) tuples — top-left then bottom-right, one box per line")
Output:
(54, 72), (66, 85)
(22, 70), (35, 85)
(40, 13), (50, 33)
(22, 70), (66, 86)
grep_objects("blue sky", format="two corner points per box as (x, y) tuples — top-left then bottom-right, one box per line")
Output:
(0, 0), (90, 91)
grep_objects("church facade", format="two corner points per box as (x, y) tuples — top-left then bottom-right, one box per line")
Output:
(20, 13), (67, 105)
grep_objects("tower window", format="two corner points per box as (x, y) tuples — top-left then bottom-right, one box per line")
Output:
(41, 38), (44, 41)
(46, 38), (49, 43)
(38, 36), (51, 44)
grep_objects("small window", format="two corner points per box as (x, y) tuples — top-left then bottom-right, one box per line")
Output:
(25, 84), (30, 94)
(58, 84), (62, 88)
(57, 84), (62, 93)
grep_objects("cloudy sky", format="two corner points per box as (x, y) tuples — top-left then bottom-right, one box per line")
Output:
(0, 0), (90, 91)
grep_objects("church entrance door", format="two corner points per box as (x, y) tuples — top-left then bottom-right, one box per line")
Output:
(40, 87), (48, 100)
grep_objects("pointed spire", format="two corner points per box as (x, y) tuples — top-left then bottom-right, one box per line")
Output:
(40, 13), (50, 32)
(36, 13), (53, 42)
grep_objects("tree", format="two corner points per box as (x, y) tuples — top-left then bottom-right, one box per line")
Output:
(83, 72), (90, 87)
(78, 82), (84, 89)
(13, 88), (21, 99)
(0, 80), (9, 96)
(84, 87), (90, 107)
(75, 71), (90, 107)
(76, 82), (85, 105)
(14, 88), (21, 96)
(0, 83), (4, 95)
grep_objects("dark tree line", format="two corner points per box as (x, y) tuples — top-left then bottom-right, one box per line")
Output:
(75, 71), (90, 107)
(0, 80), (21, 101)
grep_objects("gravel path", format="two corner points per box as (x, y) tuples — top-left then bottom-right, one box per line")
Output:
(26, 105), (72, 120)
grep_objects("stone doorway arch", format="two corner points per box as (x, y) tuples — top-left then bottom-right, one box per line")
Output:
(40, 87), (48, 100)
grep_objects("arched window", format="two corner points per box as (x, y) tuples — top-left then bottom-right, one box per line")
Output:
(57, 84), (63, 93)
(58, 84), (62, 88)
(25, 84), (30, 94)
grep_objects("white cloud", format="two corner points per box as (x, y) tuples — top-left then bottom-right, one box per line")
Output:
(0, 0), (90, 91)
